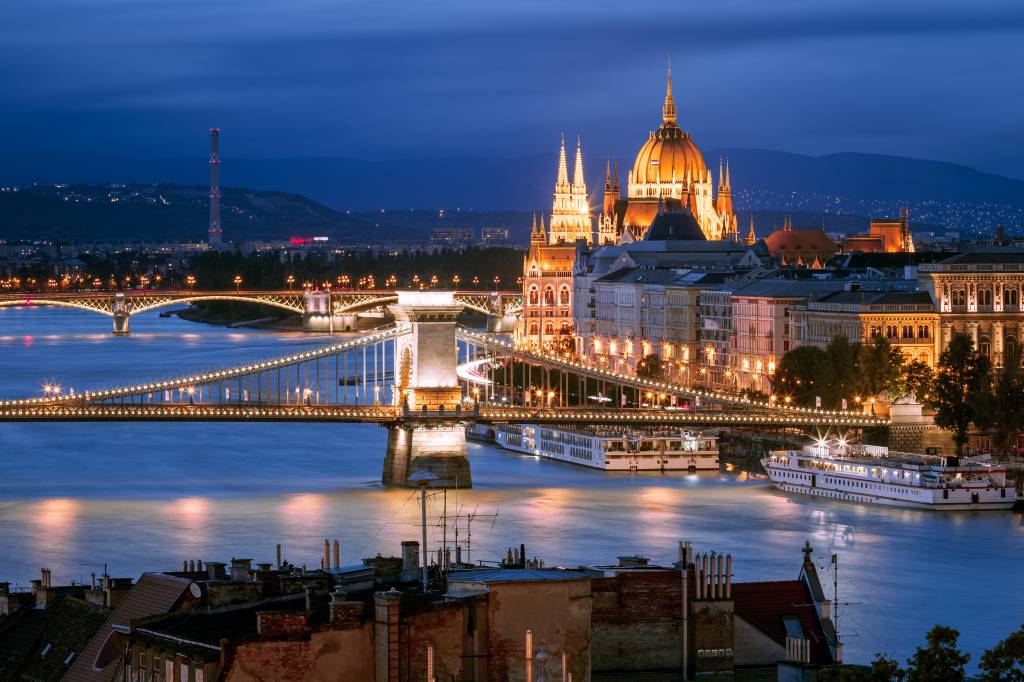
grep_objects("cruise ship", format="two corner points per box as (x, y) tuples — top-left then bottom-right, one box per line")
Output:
(762, 439), (1016, 510)
(475, 424), (719, 472)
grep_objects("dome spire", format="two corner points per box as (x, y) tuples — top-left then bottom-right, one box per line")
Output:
(662, 58), (677, 125)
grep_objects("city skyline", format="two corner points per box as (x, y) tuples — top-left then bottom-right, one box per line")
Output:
(2, 0), (1023, 179)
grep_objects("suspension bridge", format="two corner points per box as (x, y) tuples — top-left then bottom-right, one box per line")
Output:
(0, 291), (887, 488)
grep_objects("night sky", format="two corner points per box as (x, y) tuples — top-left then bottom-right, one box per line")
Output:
(3, 0), (1022, 178)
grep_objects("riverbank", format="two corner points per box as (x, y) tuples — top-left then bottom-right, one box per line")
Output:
(176, 302), (302, 330)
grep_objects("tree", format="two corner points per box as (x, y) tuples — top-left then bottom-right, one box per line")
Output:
(635, 353), (663, 380)
(979, 624), (1024, 681)
(822, 335), (861, 408)
(857, 335), (906, 400)
(986, 345), (1024, 456)
(772, 345), (829, 407)
(900, 360), (935, 402)
(905, 625), (969, 682)
(929, 334), (990, 454)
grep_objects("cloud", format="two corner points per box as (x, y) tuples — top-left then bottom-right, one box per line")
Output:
(0, 0), (1021, 176)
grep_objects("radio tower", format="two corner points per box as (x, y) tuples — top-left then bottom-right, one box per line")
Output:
(208, 128), (223, 247)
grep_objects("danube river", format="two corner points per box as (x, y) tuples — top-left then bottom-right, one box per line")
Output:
(1, 305), (1021, 666)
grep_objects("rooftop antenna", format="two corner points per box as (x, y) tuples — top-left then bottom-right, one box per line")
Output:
(409, 470), (438, 592)
(451, 504), (499, 565)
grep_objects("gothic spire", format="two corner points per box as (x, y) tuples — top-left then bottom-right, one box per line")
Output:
(572, 136), (586, 194)
(746, 215), (757, 245)
(725, 158), (731, 189)
(556, 134), (569, 189)
(604, 158), (612, 191)
(662, 59), (677, 125)
(718, 157), (725, 192)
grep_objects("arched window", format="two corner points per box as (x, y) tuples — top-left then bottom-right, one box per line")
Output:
(918, 352), (929, 364)
(979, 289), (993, 307)
(529, 323), (539, 336)
(544, 286), (555, 305)
(559, 286), (570, 305)
(979, 336), (991, 358)
(951, 289), (966, 307)
(1005, 289), (1019, 307)
(918, 325), (930, 339)
(886, 325), (897, 339)
(543, 322), (554, 336)
(528, 286), (539, 305)
(559, 321), (570, 334)
(1006, 336), (1018, 361)
(902, 325), (914, 339)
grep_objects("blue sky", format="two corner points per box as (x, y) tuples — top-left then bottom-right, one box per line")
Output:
(2, 0), (1022, 177)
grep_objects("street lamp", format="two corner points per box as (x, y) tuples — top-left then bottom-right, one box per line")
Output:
(233, 275), (242, 291)
(286, 275), (295, 290)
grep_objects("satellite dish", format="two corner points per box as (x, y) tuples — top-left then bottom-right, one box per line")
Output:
(409, 471), (439, 484)
(189, 582), (203, 599)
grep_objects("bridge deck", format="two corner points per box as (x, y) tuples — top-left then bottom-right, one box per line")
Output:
(0, 403), (888, 427)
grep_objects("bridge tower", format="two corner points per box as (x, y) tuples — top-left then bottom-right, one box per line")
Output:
(382, 291), (471, 488)
(112, 293), (130, 335)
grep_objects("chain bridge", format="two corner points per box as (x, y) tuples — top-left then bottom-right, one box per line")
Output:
(0, 291), (886, 488)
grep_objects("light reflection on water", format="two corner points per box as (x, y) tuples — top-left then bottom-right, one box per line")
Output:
(0, 306), (1021, 666)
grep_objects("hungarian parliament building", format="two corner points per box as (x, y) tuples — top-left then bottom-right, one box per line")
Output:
(515, 67), (1023, 394)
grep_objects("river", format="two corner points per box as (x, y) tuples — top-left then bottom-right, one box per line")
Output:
(0, 305), (1021, 666)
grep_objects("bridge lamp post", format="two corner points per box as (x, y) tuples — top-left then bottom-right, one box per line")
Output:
(186, 274), (196, 290)
(233, 275), (242, 291)
(286, 275), (295, 290)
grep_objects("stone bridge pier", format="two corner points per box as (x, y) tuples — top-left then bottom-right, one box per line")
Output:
(112, 293), (131, 335)
(381, 291), (471, 488)
(302, 290), (359, 332)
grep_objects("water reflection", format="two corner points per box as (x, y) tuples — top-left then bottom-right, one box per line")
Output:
(0, 307), (1020, 667)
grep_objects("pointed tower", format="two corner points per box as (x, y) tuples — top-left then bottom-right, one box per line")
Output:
(603, 159), (616, 215)
(784, 215), (792, 232)
(745, 215), (757, 246)
(549, 135), (592, 245)
(572, 136), (586, 197)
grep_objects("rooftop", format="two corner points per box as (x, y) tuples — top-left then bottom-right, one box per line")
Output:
(447, 568), (589, 584)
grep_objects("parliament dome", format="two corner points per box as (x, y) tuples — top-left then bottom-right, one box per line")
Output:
(630, 68), (708, 187)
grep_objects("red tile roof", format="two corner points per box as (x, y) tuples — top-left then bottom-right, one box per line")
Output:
(65, 573), (192, 682)
(763, 228), (835, 258)
(732, 580), (833, 665)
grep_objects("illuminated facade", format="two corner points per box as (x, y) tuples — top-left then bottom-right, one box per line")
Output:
(843, 209), (916, 254)
(516, 137), (593, 348)
(918, 250), (1024, 367)
(598, 66), (739, 243)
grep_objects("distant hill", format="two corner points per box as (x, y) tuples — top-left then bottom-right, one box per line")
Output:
(2, 149), (1022, 212)
(0, 184), (417, 242)
(713, 149), (1024, 205)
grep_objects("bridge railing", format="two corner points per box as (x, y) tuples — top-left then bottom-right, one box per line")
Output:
(0, 324), (406, 407)
(455, 327), (890, 425)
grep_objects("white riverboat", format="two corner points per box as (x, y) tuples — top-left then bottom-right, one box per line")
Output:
(762, 439), (1016, 510)
(475, 423), (719, 472)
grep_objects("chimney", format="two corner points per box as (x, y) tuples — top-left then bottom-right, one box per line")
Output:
(276, 544), (282, 570)
(323, 539), (330, 571)
(182, 560), (189, 573)
(400, 541), (420, 582)
(333, 539), (340, 570)
(189, 560), (196, 573)
(455, 545), (462, 566)
(725, 553), (732, 599)
(230, 558), (252, 582)
(197, 560), (203, 573)
(208, 128), (223, 247)
(206, 562), (227, 581)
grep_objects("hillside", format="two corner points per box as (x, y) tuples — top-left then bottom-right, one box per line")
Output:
(0, 184), (417, 242)
(2, 150), (1022, 214)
